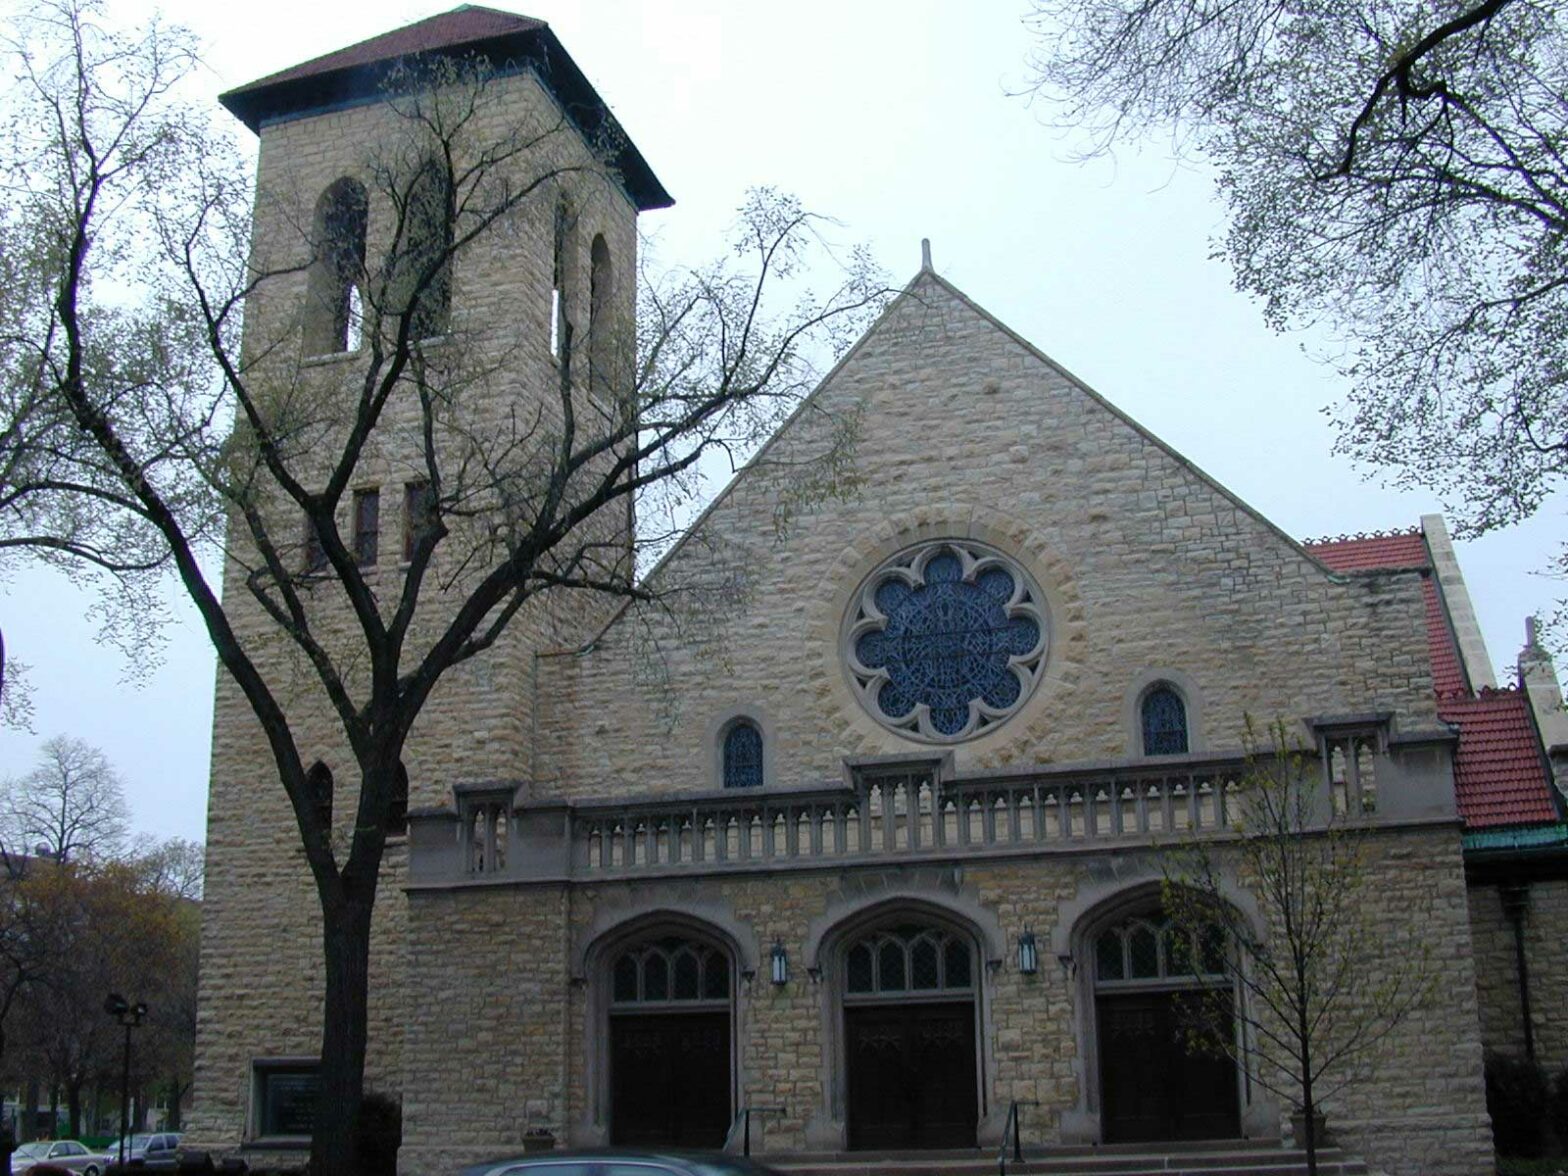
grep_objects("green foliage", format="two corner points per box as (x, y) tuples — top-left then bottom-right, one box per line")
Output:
(1026, 0), (1568, 569)
(1487, 1053), (1550, 1158)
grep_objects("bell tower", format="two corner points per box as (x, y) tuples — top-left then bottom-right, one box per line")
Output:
(190, 9), (669, 1153)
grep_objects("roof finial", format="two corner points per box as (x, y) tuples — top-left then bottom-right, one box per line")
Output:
(921, 238), (932, 271)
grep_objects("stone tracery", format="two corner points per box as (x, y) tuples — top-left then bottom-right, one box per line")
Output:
(844, 540), (1048, 741)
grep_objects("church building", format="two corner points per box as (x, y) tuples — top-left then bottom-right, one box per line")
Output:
(189, 10), (1568, 1176)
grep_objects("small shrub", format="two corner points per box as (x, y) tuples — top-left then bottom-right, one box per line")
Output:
(355, 1090), (402, 1176)
(1552, 1066), (1568, 1148)
(1498, 1159), (1568, 1176)
(1489, 1053), (1550, 1158)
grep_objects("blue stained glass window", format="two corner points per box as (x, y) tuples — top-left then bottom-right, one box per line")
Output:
(1141, 686), (1189, 756)
(723, 721), (764, 788)
(855, 553), (1039, 737)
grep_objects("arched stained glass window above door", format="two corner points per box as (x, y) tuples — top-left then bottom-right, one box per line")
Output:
(844, 924), (975, 997)
(610, 936), (731, 1006)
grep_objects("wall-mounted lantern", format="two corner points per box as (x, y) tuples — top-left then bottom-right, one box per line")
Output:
(770, 940), (789, 986)
(1017, 928), (1039, 975)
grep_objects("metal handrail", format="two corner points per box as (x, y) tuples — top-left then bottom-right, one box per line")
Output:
(998, 1099), (1038, 1176)
(728, 1104), (785, 1156)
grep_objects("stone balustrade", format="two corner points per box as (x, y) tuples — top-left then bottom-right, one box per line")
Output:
(405, 727), (1459, 889)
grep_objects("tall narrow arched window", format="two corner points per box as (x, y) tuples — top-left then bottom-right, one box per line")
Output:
(303, 178), (368, 355)
(306, 761), (333, 834)
(388, 762), (409, 836)
(588, 233), (612, 392)
(550, 198), (571, 360)
(403, 157), (453, 339)
(722, 720), (763, 789)
(1141, 685), (1189, 756)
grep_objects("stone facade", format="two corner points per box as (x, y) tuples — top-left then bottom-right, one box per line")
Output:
(192, 14), (1504, 1176)
(1470, 878), (1568, 1077)
(398, 828), (1490, 1176)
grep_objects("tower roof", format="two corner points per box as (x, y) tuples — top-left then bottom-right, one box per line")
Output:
(219, 5), (673, 212)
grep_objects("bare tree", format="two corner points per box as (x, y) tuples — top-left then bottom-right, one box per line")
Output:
(3, 736), (129, 862)
(0, 3), (887, 1171)
(1024, 0), (1568, 597)
(137, 836), (203, 901)
(1161, 721), (1433, 1176)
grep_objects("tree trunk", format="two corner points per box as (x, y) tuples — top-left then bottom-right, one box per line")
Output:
(166, 1076), (182, 1131)
(310, 891), (374, 1176)
(65, 1081), (80, 1140)
(24, 1080), (40, 1141)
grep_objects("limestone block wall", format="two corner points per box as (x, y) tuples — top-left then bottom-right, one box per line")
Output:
(191, 61), (642, 1151)
(1470, 877), (1568, 1076)
(1315, 829), (1492, 1176)
(535, 274), (1441, 800)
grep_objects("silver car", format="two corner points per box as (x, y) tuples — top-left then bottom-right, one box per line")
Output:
(11, 1139), (114, 1176)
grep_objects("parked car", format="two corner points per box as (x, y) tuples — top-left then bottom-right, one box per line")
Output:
(11, 1140), (114, 1176)
(457, 1152), (783, 1176)
(107, 1133), (183, 1169)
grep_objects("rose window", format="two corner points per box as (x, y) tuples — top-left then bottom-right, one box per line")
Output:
(844, 540), (1048, 742)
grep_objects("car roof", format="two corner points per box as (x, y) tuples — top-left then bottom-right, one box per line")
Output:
(465, 1151), (780, 1174)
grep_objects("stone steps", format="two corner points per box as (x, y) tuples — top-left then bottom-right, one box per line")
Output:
(768, 1141), (1369, 1176)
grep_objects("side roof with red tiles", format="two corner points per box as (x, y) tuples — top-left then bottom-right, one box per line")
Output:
(1439, 691), (1560, 827)
(1304, 525), (1563, 830)
(219, 6), (673, 212)
(1305, 530), (1429, 573)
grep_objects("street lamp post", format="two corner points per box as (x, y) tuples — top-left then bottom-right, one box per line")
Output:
(103, 994), (147, 1174)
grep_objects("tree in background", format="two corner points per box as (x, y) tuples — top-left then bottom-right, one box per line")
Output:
(0, 2), (886, 1170)
(10, 846), (199, 1138)
(1025, 0), (1568, 591)
(3, 735), (129, 862)
(1161, 721), (1433, 1176)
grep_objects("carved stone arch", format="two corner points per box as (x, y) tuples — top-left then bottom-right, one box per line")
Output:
(804, 888), (1005, 973)
(803, 886), (1006, 1151)
(575, 898), (760, 979)
(1053, 872), (1276, 1143)
(572, 901), (756, 1147)
(1121, 668), (1206, 758)
(705, 705), (778, 791)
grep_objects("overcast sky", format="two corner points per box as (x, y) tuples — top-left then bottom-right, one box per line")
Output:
(1, 0), (1560, 847)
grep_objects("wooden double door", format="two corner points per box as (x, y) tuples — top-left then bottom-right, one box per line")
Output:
(1098, 989), (1240, 1143)
(846, 1001), (978, 1149)
(609, 1011), (730, 1147)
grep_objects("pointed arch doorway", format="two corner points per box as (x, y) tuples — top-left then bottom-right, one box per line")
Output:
(1093, 912), (1240, 1143)
(607, 934), (733, 1147)
(842, 922), (980, 1150)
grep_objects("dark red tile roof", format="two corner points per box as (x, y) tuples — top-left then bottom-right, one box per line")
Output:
(226, 7), (545, 96)
(1304, 528), (1561, 829)
(1438, 690), (1559, 827)
(1306, 530), (1428, 572)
